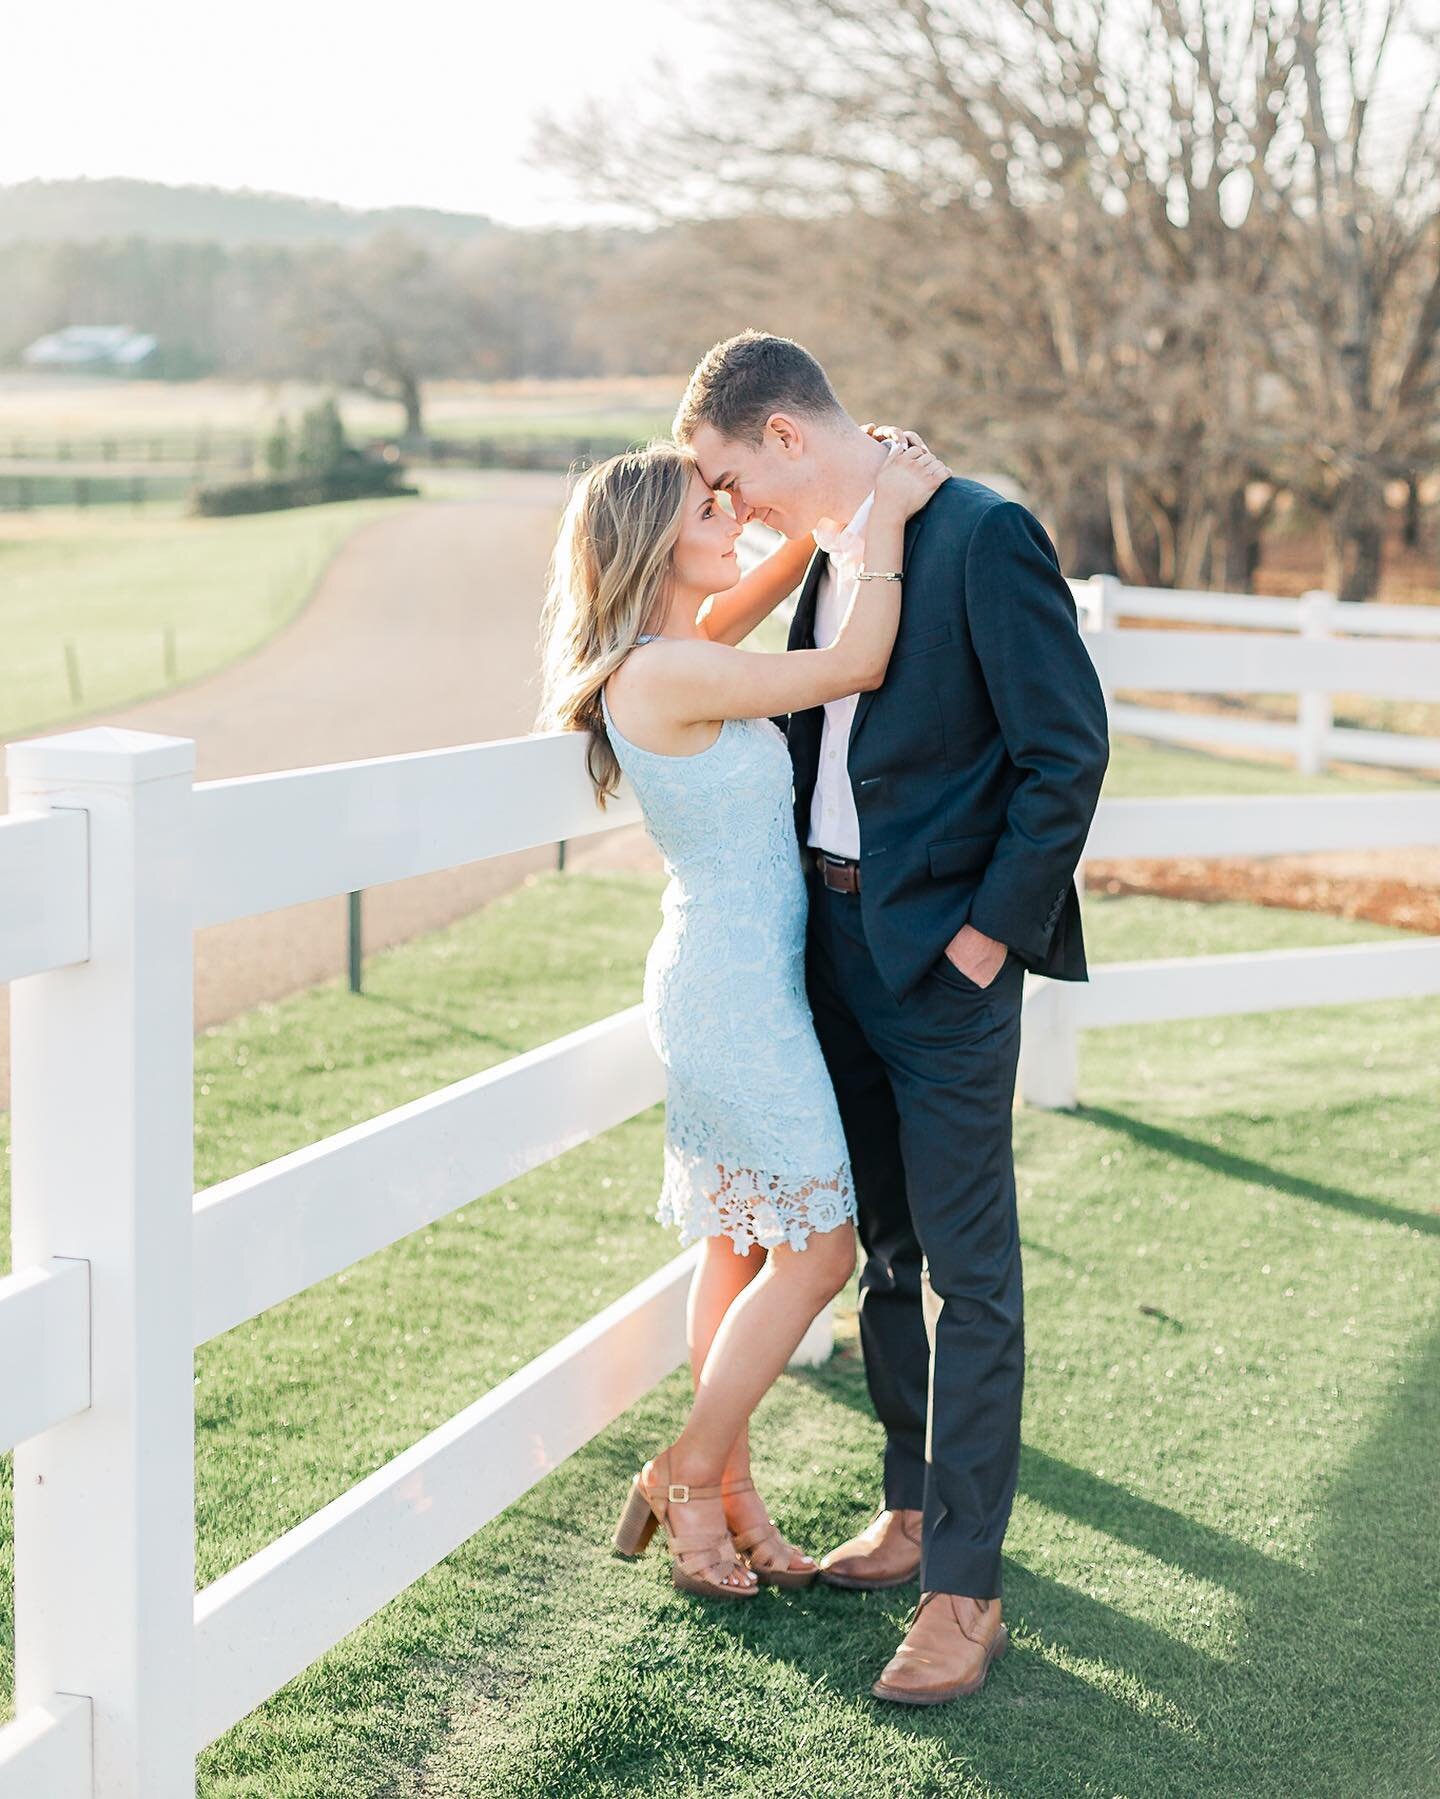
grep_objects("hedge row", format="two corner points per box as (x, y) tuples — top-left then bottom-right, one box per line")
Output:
(192, 462), (417, 517)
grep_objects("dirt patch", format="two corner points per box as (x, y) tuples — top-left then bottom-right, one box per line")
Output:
(1089, 852), (1440, 934)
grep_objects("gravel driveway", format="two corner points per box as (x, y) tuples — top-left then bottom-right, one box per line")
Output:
(0, 472), (657, 1109)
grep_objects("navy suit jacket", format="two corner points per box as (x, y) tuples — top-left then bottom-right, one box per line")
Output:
(786, 476), (1110, 1003)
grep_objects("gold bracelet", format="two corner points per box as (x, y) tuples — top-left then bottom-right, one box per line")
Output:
(856, 568), (902, 582)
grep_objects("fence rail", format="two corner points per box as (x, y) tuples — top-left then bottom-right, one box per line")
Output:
(4, 602), (1439, 1794)
(0, 1694), (92, 1799)
(1083, 789), (1440, 859)
(193, 1006), (661, 1345)
(0, 1258), (90, 1453)
(1089, 626), (1440, 700)
(1073, 575), (1440, 638)
(2, 434), (255, 467)
(1072, 575), (1440, 774)
(191, 1248), (695, 1749)
(192, 731), (640, 928)
(0, 808), (88, 983)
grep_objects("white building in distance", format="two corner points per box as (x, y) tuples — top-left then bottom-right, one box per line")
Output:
(22, 325), (159, 371)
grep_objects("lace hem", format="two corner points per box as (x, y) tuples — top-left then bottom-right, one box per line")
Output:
(656, 1144), (856, 1255)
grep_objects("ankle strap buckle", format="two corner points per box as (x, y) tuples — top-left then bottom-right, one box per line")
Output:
(667, 1483), (691, 1503)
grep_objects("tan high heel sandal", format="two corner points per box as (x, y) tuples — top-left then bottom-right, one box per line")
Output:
(721, 1476), (819, 1590)
(613, 1451), (758, 1600)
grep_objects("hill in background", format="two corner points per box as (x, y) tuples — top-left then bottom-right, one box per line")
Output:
(0, 177), (502, 248)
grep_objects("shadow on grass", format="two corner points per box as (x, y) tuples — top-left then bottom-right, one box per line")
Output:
(260, 1072), (1436, 1798)
(1018, 1447), (1283, 1598)
(783, 1300), (1440, 1795)
(1207, 1312), (1440, 1796)
(1082, 1104), (1439, 1239)
(342, 987), (524, 1057)
(333, 1302), (1438, 1799)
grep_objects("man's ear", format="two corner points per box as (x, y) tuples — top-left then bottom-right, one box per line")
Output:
(766, 412), (804, 456)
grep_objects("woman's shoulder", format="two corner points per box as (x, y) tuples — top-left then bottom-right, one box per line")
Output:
(604, 639), (662, 707)
(608, 633), (714, 696)
(602, 640), (672, 738)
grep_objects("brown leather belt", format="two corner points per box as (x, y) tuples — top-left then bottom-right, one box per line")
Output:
(813, 851), (861, 893)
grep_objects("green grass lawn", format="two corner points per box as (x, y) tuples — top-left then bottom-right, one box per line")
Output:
(0, 376), (679, 458)
(1100, 733), (1429, 797)
(0, 495), (417, 741)
(1, 871), (1434, 1797)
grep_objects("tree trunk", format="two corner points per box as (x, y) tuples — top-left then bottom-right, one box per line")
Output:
(1403, 474), (1422, 549)
(1048, 474), (1115, 579)
(1106, 465), (1149, 586)
(1213, 481), (1258, 593)
(1174, 499), (1213, 592)
(398, 368), (424, 441)
(1327, 473), (1386, 602)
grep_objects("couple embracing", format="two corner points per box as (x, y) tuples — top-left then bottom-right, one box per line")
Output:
(540, 331), (1109, 1705)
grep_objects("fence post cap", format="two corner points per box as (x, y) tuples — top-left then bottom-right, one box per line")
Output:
(6, 725), (196, 785)
(1298, 589), (1337, 636)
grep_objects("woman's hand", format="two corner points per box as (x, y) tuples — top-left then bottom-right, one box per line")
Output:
(872, 438), (951, 521)
(865, 423), (932, 453)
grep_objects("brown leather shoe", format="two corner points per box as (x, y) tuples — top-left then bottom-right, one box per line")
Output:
(817, 1507), (922, 1591)
(870, 1592), (1008, 1705)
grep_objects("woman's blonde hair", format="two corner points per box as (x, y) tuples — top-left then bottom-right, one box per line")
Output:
(538, 442), (695, 806)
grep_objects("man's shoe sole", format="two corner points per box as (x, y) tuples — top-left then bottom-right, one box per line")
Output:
(816, 1565), (920, 1591)
(869, 1624), (1009, 1705)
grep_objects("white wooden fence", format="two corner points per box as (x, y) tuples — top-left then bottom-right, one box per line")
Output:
(1018, 786), (1440, 1106)
(3, 609), (1439, 1795)
(1072, 574), (1440, 775)
(0, 726), (681, 1798)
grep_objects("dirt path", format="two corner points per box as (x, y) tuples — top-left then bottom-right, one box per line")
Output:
(1089, 849), (1440, 934)
(0, 472), (657, 1108)
(6, 475), (1434, 1107)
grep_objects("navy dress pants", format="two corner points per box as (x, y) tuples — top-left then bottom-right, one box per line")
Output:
(805, 867), (1026, 1600)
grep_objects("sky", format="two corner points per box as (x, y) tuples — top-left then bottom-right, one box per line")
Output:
(0, 0), (716, 226)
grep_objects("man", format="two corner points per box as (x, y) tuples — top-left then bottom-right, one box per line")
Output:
(674, 331), (1109, 1705)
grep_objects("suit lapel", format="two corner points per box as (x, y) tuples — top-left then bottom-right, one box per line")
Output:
(783, 547), (827, 780)
(787, 548), (827, 651)
(846, 510), (927, 753)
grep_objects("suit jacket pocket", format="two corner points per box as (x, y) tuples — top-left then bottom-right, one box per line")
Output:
(894, 622), (954, 659)
(928, 833), (998, 879)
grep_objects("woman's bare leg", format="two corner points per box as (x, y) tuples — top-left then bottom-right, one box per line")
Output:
(688, 1237), (825, 1573)
(660, 1223), (855, 1559)
(687, 1236), (765, 1487)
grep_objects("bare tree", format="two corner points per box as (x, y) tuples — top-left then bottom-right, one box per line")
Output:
(1262, 3), (1440, 595)
(279, 232), (482, 438)
(546, 0), (1440, 595)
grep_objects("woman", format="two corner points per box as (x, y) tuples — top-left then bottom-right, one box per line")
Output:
(539, 434), (948, 1597)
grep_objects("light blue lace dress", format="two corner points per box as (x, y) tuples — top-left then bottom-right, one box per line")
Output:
(600, 646), (855, 1255)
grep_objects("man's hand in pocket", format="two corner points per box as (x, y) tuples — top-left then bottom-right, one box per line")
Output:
(943, 924), (1008, 989)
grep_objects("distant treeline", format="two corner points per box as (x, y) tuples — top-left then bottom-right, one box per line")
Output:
(0, 176), (507, 250)
(0, 224), (690, 392)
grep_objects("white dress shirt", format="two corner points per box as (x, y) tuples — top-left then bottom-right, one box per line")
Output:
(806, 489), (875, 859)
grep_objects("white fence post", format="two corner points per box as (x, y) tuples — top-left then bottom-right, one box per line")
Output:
(1081, 572), (1120, 644)
(1298, 589), (1336, 776)
(7, 727), (197, 1799)
(1019, 979), (1079, 1110)
(788, 1304), (834, 1368)
(1016, 572), (1110, 1113)
(1080, 573), (1117, 725)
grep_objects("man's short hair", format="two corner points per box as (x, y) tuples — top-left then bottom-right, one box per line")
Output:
(673, 330), (844, 447)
